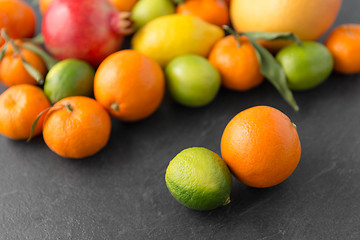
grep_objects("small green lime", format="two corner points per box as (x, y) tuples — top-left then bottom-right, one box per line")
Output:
(165, 147), (232, 211)
(276, 41), (334, 90)
(44, 59), (95, 104)
(131, 0), (175, 30)
(165, 55), (221, 107)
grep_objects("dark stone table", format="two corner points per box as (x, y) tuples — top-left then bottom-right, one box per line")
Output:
(1, 0), (360, 239)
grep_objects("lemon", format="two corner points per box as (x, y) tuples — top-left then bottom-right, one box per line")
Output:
(132, 14), (224, 67)
(165, 147), (232, 211)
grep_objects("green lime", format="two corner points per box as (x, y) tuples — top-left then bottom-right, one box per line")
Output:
(165, 55), (221, 107)
(165, 147), (232, 211)
(131, 0), (175, 30)
(276, 41), (334, 90)
(44, 59), (95, 104)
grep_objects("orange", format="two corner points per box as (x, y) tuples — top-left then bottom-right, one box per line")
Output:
(209, 35), (264, 91)
(177, 0), (229, 27)
(230, 0), (342, 51)
(94, 50), (165, 121)
(0, 41), (47, 86)
(109, 0), (138, 12)
(224, 0), (230, 7)
(0, 0), (36, 45)
(43, 96), (111, 159)
(0, 84), (51, 140)
(221, 106), (301, 188)
(325, 24), (360, 74)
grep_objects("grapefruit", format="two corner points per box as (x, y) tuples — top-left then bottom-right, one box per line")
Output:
(230, 0), (342, 51)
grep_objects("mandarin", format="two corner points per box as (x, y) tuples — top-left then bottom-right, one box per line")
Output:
(176, 0), (229, 27)
(39, 0), (54, 14)
(325, 24), (360, 74)
(109, 0), (138, 12)
(0, 0), (36, 45)
(94, 50), (165, 121)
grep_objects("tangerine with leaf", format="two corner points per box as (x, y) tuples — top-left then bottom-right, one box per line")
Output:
(38, 96), (111, 159)
(208, 34), (264, 91)
(0, 39), (47, 86)
(0, 29), (57, 86)
(209, 26), (300, 111)
(0, 84), (51, 140)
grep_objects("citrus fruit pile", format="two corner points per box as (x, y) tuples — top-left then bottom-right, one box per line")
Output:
(0, 0), (358, 209)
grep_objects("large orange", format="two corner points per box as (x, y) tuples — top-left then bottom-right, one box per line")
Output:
(0, 84), (51, 140)
(0, 41), (47, 86)
(0, 0), (36, 44)
(94, 50), (165, 121)
(230, 0), (342, 51)
(43, 96), (111, 159)
(208, 35), (264, 91)
(325, 24), (360, 74)
(221, 106), (301, 188)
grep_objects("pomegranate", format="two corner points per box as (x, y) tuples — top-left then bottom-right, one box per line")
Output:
(42, 0), (133, 66)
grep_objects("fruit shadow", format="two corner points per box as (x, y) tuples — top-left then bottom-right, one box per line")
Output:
(228, 178), (282, 209)
(49, 94), (176, 170)
(292, 72), (360, 115)
(184, 177), (283, 220)
(66, 119), (133, 170)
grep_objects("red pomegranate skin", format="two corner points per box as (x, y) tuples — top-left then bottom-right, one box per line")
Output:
(42, 0), (124, 66)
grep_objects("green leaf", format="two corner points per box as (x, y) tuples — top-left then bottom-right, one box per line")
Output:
(22, 42), (58, 70)
(244, 32), (302, 46)
(21, 57), (45, 85)
(26, 33), (44, 45)
(27, 107), (51, 142)
(0, 42), (7, 62)
(244, 33), (299, 111)
(0, 28), (10, 41)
